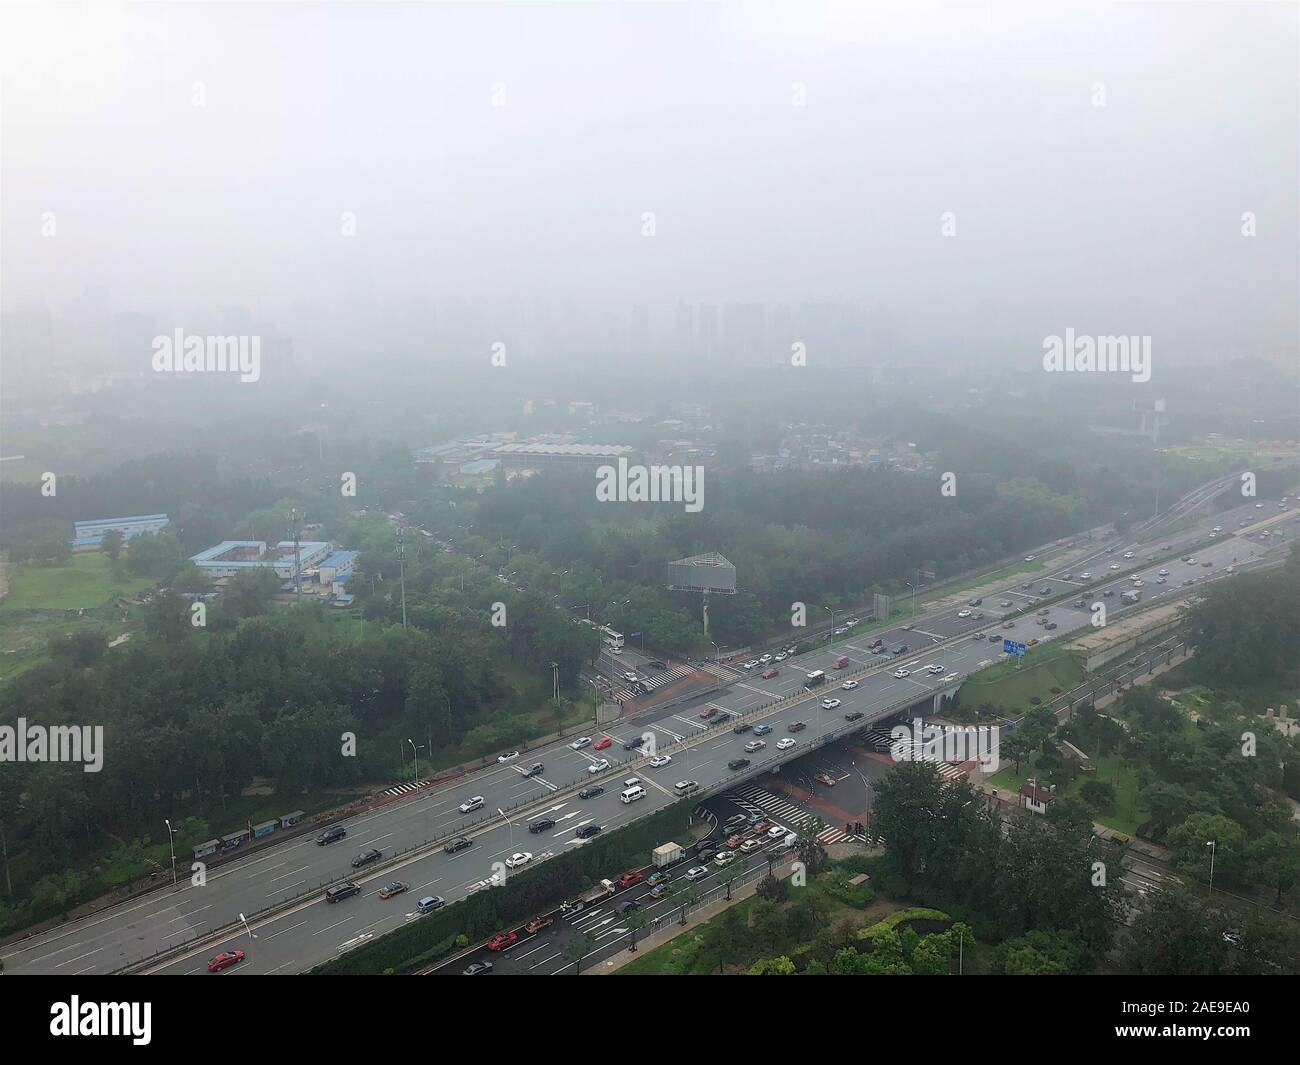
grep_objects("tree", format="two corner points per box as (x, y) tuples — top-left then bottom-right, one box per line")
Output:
(564, 931), (598, 973)
(101, 528), (123, 560)
(625, 909), (647, 952)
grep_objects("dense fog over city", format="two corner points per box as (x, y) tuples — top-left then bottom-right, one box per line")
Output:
(0, 0), (1298, 1012)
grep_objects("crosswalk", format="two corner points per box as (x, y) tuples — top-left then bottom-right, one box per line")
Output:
(725, 783), (866, 846)
(863, 726), (967, 784)
(378, 779), (431, 799)
(613, 664), (697, 702)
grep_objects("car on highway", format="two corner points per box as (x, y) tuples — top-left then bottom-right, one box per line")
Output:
(593, 736), (612, 750)
(834, 626), (849, 635)
(462, 961), (493, 975)
(1078, 572), (1092, 580)
(927, 663), (945, 675)
(841, 679), (859, 690)
(315, 825), (346, 846)
(207, 950), (245, 973)
(957, 609), (971, 618)
(759, 654), (773, 664)
(1045, 622), (1057, 630)
(1024, 555), (1036, 562)
(623, 736), (646, 750)
(1001, 621), (1015, 629)
(649, 754), (672, 768)
(777, 738), (796, 750)
(728, 757), (751, 770)
(972, 632), (986, 640)
(417, 895), (445, 914)
(522, 762), (544, 777)
(504, 852), (533, 869)
(444, 837), (473, 854)
(525, 914), (554, 934)
(579, 785), (605, 799)
(622, 672), (639, 683)
(714, 850), (738, 867)
(814, 772), (837, 787)
(587, 758), (610, 774)
(845, 711), (864, 721)
(892, 644), (908, 655)
(740, 838), (765, 853)
(744, 739), (767, 753)
(1109, 564), (1120, 570)
(894, 668), (911, 678)
(774, 652), (788, 662)
(685, 865), (710, 881)
(1158, 568), (1170, 576)
(617, 869), (644, 889)
(761, 667), (779, 679)
(351, 848), (383, 868)
(733, 722), (752, 734)
(1123, 551), (1134, 559)
(788, 721), (807, 732)
(821, 698), (841, 709)
(674, 780), (699, 794)
(486, 931), (518, 951)
(569, 736), (592, 750)
(325, 882), (361, 902)
(497, 751), (519, 763)
(528, 817), (556, 833)
(576, 824), (602, 839)
(753, 724), (772, 736)
(1202, 560), (1213, 567)
(378, 881), (408, 899)
(1038, 586), (1052, 595)
(647, 870), (672, 886)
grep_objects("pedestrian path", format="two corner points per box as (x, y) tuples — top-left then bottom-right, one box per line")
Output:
(377, 779), (431, 799)
(613, 664), (697, 701)
(725, 783), (866, 846)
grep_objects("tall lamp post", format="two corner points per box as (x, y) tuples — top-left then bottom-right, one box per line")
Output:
(1206, 839), (1217, 896)
(163, 818), (178, 887)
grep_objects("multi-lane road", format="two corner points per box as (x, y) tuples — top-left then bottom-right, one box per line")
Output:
(4, 485), (1294, 976)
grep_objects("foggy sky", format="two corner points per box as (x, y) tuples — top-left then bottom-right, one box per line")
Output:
(2, 1), (1297, 366)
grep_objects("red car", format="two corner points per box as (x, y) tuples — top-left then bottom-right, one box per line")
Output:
(593, 736), (612, 750)
(760, 668), (779, 679)
(616, 870), (644, 889)
(698, 707), (719, 720)
(207, 949), (245, 973)
(486, 930), (519, 951)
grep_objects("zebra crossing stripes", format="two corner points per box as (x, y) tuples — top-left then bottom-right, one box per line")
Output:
(726, 784), (865, 846)
(614, 664), (696, 702)
(378, 779), (430, 798)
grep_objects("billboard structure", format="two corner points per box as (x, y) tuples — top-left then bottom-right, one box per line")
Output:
(666, 552), (737, 637)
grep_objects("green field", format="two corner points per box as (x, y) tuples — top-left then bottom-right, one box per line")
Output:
(989, 753), (1148, 835)
(955, 643), (1085, 717)
(0, 553), (155, 613)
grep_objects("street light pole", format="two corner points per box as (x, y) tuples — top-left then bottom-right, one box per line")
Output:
(1206, 839), (1217, 896)
(164, 818), (178, 887)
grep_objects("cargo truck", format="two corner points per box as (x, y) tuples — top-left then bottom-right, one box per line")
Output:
(652, 842), (684, 868)
(560, 878), (616, 914)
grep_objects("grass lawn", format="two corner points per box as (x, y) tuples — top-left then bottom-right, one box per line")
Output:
(0, 554), (155, 612)
(989, 752), (1149, 835)
(957, 643), (1084, 717)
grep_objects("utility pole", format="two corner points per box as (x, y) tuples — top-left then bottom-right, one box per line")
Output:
(397, 530), (408, 629)
(289, 508), (303, 607)
(551, 662), (560, 707)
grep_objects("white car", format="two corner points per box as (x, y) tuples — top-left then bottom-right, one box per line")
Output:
(767, 825), (788, 840)
(570, 737), (592, 750)
(1256, 503), (1264, 508)
(1155, 576), (1167, 584)
(587, 758), (610, 774)
(1109, 564), (1120, 570)
(685, 865), (710, 881)
(894, 668), (911, 679)
(1158, 569), (1169, 576)
(774, 653), (788, 662)
(1212, 526), (1223, 533)
(821, 698), (841, 710)
(999, 599), (1013, 607)
(957, 609), (971, 619)
(1123, 551), (1134, 559)
(622, 672), (639, 683)
(459, 795), (485, 813)
(1186, 558), (1196, 565)
(742, 660), (759, 670)
(649, 754), (672, 768)
(1024, 555), (1036, 561)
(1078, 572), (1091, 580)
(776, 738), (796, 750)
(504, 852), (533, 869)
(497, 751), (519, 763)
(927, 663), (944, 675)
(759, 654), (773, 664)
(841, 680), (859, 690)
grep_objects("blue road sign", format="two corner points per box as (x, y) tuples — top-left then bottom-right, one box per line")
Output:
(1003, 639), (1027, 657)
(629, 631), (641, 637)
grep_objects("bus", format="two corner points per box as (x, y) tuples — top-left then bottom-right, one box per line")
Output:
(804, 670), (826, 689)
(600, 627), (625, 650)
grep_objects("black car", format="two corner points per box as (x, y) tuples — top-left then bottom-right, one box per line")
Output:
(316, 825), (346, 846)
(892, 644), (908, 655)
(728, 758), (751, 771)
(696, 845), (716, 863)
(645, 660), (666, 670)
(845, 711), (864, 722)
(443, 836), (473, 855)
(732, 722), (752, 734)
(617, 900), (640, 915)
(622, 738), (644, 751)
(788, 721), (807, 733)
(576, 824), (602, 839)
(579, 785), (605, 799)
(528, 818), (556, 834)
(350, 848), (382, 868)
(522, 762), (544, 778)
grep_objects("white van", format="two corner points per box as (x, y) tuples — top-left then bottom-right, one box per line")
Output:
(623, 777), (642, 789)
(620, 785), (647, 804)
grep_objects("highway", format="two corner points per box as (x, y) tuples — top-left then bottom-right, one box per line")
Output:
(3, 485), (1294, 976)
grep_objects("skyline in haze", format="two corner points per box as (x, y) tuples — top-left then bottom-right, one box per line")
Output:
(2, 0), (1297, 377)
